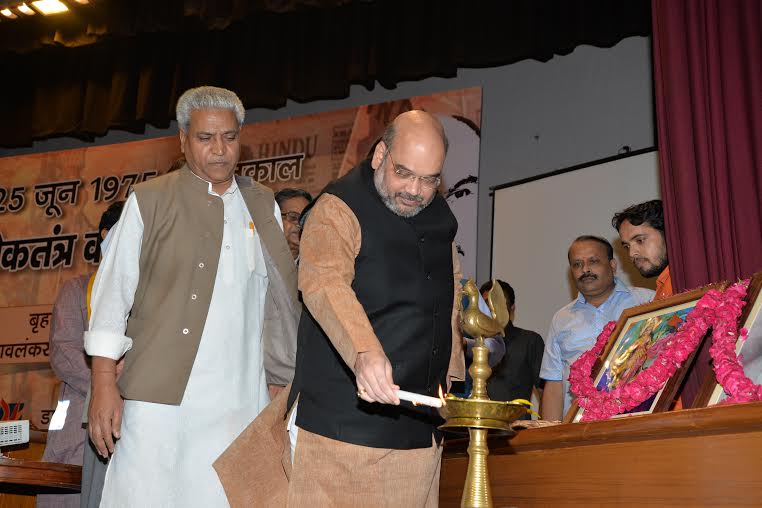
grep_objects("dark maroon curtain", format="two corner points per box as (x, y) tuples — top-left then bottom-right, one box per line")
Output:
(652, 0), (762, 291)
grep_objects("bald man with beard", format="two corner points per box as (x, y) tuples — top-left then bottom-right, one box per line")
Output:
(215, 111), (465, 507)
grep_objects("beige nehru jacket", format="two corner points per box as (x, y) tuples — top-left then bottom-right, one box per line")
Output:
(117, 167), (300, 405)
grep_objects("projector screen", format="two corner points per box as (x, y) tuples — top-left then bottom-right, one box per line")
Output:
(490, 149), (660, 339)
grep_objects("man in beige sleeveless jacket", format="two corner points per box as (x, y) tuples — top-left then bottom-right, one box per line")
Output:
(84, 86), (299, 507)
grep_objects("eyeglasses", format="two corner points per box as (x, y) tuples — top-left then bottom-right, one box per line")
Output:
(386, 152), (441, 189)
(281, 211), (302, 225)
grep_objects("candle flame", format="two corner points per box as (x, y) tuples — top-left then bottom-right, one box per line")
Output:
(438, 385), (447, 406)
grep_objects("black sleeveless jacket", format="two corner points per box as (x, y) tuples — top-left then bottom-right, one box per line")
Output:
(288, 160), (458, 449)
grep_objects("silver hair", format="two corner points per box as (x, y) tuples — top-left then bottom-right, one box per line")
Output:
(176, 86), (245, 130)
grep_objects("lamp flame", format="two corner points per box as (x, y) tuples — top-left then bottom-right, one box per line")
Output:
(438, 385), (447, 406)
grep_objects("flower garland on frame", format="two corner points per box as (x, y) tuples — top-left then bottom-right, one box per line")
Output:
(569, 282), (751, 422)
(708, 281), (762, 404)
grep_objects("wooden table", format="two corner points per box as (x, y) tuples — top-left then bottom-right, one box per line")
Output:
(440, 402), (762, 507)
(0, 442), (80, 508)
(0, 457), (81, 490)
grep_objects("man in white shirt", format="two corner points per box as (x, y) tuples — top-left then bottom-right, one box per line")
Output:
(85, 86), (299, 507)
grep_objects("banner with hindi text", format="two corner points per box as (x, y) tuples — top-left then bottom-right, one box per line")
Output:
(0, 87), (483, 429)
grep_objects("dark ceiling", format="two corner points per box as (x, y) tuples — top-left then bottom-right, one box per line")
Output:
(0, 0), (652, 147)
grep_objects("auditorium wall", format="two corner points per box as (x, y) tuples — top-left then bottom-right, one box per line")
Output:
(0, 36), (655, 284)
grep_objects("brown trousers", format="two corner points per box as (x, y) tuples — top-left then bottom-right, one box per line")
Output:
(289, 428), (441, 508)
(214, 387), (442, 507)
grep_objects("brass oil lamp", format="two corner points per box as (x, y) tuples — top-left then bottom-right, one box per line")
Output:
(439, 279), (529, 508)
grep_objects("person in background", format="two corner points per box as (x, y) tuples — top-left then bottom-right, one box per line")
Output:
(450, 279), (505, 398)
(540, 236), (654, 421)
(274, 188), (313, 261)
(612, 199), (672, 300)
(480, 279), (544, 417)
(37, 200), (124, 508)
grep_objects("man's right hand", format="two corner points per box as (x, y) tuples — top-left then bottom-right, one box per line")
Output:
(354, 350), (400, 405)
(88, 357), (124, 458)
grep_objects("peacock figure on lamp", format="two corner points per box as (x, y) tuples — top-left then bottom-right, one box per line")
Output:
(439, 279), (531, 508)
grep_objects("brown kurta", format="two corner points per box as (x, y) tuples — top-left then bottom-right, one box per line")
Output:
(215, 194), (465, 506)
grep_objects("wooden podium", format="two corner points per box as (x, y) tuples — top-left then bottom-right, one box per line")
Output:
(440, 402), (762, 507)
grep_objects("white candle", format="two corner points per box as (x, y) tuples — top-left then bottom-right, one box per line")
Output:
(395, 389), (443, 408)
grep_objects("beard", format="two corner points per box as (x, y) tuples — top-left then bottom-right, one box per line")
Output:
(373, 165), (434, 218)
(636, 254), (669, 278)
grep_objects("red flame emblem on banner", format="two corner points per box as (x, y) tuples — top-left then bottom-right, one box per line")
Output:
(0, 399), (24, 421)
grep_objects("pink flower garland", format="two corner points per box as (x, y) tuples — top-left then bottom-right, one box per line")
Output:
(708, 281), (762, 404)
(569, 283), (751, 422)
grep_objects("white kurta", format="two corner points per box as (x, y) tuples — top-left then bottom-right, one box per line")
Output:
(85, 178), (279, 507)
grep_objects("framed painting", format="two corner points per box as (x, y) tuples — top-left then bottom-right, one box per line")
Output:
(565, 284), (725, 423)
(700, 271), (762, 407)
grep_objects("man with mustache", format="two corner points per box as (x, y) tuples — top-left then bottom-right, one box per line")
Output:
(612, 199), (673, 300)
(85, 86), (299, 506)
(285, 110), (462, 506)
(214, 110), (464, 506)
(539, 235), (654, 420)
(274, 188), (313, 262)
